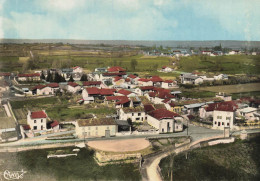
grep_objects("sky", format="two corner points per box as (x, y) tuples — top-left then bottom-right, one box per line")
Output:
(0, 0), (260, 41)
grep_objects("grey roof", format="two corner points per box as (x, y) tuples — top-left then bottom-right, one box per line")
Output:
(184, 103), (205, 109)
(115, 120), (130, 126)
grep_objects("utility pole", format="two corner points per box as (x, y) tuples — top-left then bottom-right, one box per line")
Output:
(187, 117), (189, 136)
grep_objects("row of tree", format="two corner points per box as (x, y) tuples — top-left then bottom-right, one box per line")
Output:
(41, 71), (89, 83)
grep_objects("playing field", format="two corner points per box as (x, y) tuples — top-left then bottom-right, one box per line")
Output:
(199, 83), (260, 93)
(87, 138), (150, 152)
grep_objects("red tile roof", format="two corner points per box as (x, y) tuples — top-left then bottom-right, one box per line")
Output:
(164, 80), (173, 83)
(47, 83), (59, 88)
(138, 78), (151, 82)
(31, 84), (47, 90)
(205, 101), (238, 112)
(83, 81), (101, 86)
(0, 72), (11, 76)
(103, 72), (126, 76)
(140, 86), (155, 91)
(100, 89), (115, 95)
(18, 73), (40, 77)
(118, 89), (132, 96)
(144, 104), (156, 112)
(68, 82), (79, 87)
(107, 66), (126, 72)
(22, 124), (31, 130)
(162, 66), (167, 69)
(150, 76), (163, 82)
(128, 74), (137, 79)
(72, 66), (80, 70)
(86, 87), (100, 95)
(125, 78), (131, 82)
(114, 76), (122, 82)
(105, 96), (130, 105)
(162, 98), (171, 103)
(50, 120), (59, 128)
(149, 109), (180, 120)
(30, 111), (47, 119)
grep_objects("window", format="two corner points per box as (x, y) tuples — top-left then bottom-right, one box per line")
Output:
(41, 119), (43, 123)
(132, 113), (134, 116)
(33, 126), (37, 130)
(227, 123), (230, 126)
(145, 117), (147, 120)
(34, 120), (36, 123)
(215, 121), (217, 125)
(41, 125), (43, 130)
(136, 118), (140, 121)
(138, 113), (141, 116)
(222, 122), (224, 125)
(226, 117), (231, 120)
(96, 127), (98, 130)
(217, 116), (222, 119)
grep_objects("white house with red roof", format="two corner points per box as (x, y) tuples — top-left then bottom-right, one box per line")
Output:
(147, 109), (183, 133)
(161, 80), (178, 89)
(82, 81), (104, 88)
(115, 89), (136, 97)
(72, 66), (83, 73)
(105, 96), (131, 108)
(128, 74), (139, 84)
(27, 110), (48, 131)
(212, 102), (237, 130)
(67, 82), (81, 93)
(137, 78), (153, 87)
(161, 66), (173, 72)
(107, 66), (126, 73)
(82, 87), (116, 103)
(17, 73), (41, 82)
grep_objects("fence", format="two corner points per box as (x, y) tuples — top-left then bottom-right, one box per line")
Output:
(115, 130), (160, 137)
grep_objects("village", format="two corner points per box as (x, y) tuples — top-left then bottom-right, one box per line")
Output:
(1, 62), (260, 143)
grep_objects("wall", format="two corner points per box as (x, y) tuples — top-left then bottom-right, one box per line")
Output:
(76, 123), (117, 138)
(213, 110), (234, 129)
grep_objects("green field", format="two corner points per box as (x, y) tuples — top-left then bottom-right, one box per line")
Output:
(178, 55), (260, 74)
(160, 135), (260, 181)
(0, 147), (141, 181)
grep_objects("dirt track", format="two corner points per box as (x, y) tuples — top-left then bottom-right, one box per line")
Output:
(87, 138), (150, 152)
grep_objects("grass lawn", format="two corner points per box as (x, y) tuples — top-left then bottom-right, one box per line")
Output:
(46, 106), (116, 121)
(0, 56), (21, 72)
(199, 82), (260, 94)
(178, 55), (260, 74)
(0, 147), (141, 181)
(10, 97), (59, 109)
(231, 91), (260, 100)
(181, 90), (216, 98)
(160, 135), (260, 181)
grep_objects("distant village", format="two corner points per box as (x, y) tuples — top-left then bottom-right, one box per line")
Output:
(0, 63), (259, 142)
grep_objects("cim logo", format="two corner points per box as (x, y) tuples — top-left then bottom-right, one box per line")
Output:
(0, 170), (27, 180)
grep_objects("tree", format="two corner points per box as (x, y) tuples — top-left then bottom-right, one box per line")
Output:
(68, 75), (74, 82)
(46, 70), (53, 82)
(53, 72), (62, 83)
(80, 74), (88, 81)
(40, 71), (45, 80)
(131, 59), (138, 71)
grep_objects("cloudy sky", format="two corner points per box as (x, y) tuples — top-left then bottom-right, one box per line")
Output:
(0, 0), (259, 40)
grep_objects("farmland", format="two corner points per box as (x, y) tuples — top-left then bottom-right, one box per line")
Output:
(160, 135), (260, 181)
(199, 82), (260, 94)
(178, 55), (260, 74)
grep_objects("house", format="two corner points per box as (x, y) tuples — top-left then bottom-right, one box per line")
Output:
(105, 96), (131, 108)
(214, 74), (228, 80)
(128, 74), (139, 84)
(118, 107), (146, 122)
(94, 67), (107, 73)
(67, 82), (81, 93)
(48, 120), (60, 131)
(17, 73), (41, 82)
(161, 66), (173, 72)
(213, 102), (237, 130)
(0, 72), (11, 80)
(161, 80), (178, 89)
(115, 89), (136, 97)
(146, 88), (175, 104)
(215, 92), (232, 101)
(31, 85), (53, 95)
(201, 51), (212, 55)
(147, 109), (183, 133)
(107, 66), (126, 73)
(82, 87), (116, 103)
(75, 117), (117, 138)
(150, 76), (163, 87)
(228, 50), (241, 55)
(180, 73), (203, 85)
(27, 110), (47, 131)
(237, 107), (258, 121)
(72, 66), (83, 73)
(137, 78), (153, 87)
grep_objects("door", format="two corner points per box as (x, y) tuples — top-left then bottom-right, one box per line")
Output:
(105, 130), (110, 138)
